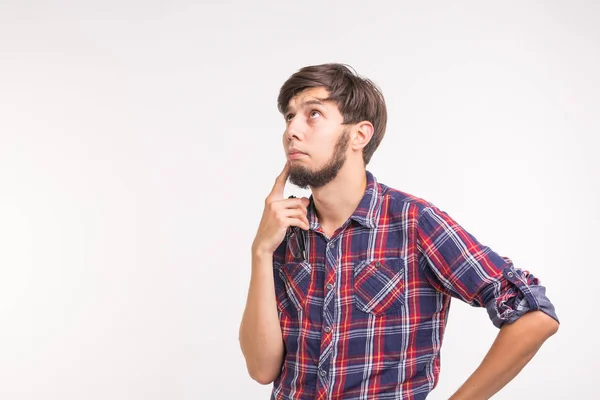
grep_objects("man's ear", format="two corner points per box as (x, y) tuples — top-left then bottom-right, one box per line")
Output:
(351, 121), (374, 151)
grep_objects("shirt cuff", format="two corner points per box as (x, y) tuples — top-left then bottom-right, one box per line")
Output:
(485, 266), (559, 328)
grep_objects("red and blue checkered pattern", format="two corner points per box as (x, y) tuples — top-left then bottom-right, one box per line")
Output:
(270, 170), (558, 400)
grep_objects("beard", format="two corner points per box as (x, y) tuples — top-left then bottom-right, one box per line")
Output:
(288, 127), (351, 189)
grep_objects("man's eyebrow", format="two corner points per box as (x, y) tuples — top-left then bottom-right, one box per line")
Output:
(284, 97), (331, 115)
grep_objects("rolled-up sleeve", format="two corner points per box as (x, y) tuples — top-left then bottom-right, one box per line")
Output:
(416, 203), (559, 328)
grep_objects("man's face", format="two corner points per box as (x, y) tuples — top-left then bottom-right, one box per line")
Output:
(282, 87), (351, 189)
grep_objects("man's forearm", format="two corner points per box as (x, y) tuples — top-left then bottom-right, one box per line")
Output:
(239, 250), (285, 385)
(449, 310), (559, 400)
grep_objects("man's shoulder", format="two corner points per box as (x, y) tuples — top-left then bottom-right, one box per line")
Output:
(378, 182), (434, 217)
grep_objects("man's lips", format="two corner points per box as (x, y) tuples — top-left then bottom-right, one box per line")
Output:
(288, 151), (307, 159)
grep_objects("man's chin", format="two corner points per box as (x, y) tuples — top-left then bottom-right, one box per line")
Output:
(288, 174), (312, 189)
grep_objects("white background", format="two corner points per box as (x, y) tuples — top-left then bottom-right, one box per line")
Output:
(1, 1), (598, 399)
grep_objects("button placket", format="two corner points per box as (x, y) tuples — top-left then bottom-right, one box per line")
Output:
(318, 236), (336, 390)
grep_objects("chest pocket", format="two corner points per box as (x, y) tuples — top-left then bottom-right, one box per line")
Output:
(353, 257), (406, 315)
(278, 260), (312, 314)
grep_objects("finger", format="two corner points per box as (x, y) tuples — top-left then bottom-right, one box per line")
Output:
(283, 208), (308, 220)
(287, 217), (310, 231)
(282, 198), (309, 213)
(284, 197), (309, 206)
(268, 162), (290, 201)
(300, 197), (310, 208)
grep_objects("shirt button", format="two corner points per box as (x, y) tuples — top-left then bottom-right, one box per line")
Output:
(326, 283), (334, 290)
(375, 261), (381, 267)
(507, 271), (514, 278)
(320, 370), (327, 377)
(324, 326), (331, 333)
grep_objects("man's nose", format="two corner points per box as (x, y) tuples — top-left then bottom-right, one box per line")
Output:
(285, 119), (304, 141)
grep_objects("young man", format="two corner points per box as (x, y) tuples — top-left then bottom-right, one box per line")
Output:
(239, 63), (559, 400)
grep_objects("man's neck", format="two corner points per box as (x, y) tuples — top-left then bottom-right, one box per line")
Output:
(310, 164), (367, 235)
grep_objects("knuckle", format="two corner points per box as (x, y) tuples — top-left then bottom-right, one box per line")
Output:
(276, 213), (286, 225)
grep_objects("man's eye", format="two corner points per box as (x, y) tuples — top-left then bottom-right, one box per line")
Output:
(285, 110), (321, 122)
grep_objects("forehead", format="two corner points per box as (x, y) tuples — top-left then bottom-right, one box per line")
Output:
(286, 87), (333, 111)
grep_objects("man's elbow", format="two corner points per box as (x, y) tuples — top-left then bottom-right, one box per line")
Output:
(543, 313), (560, 337)
(242, 350), (283, 385)
(239, 337), (284, 385)
(249, 367), (279, 385)
(529, 310), (560, 340)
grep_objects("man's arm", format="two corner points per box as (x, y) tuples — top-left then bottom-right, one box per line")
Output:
(416, 203), (560, 397)
(449, 310), (559, 399)
(238, 162), (310, 385)
(239, 250), (286, 385)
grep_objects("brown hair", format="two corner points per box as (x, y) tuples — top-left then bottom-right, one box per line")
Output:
(277, 63), (387, 165)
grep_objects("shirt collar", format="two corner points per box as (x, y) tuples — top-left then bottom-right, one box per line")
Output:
(306, 170), (382, 231)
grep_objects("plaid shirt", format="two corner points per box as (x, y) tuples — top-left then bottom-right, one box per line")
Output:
(270, 170), (558, 400)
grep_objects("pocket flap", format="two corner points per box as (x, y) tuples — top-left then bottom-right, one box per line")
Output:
(353, 258), (406, 315)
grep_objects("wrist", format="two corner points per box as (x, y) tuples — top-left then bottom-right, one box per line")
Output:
(251, 245), (273, 260)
